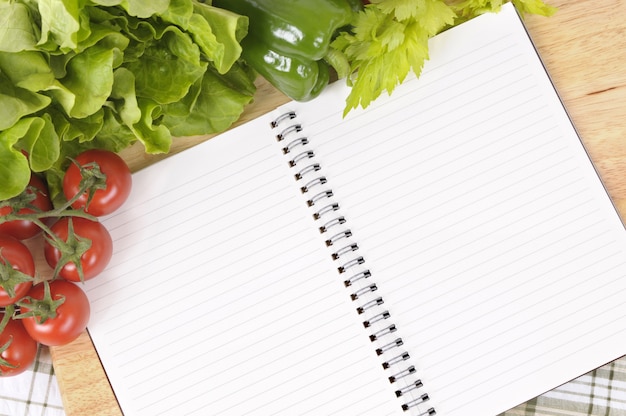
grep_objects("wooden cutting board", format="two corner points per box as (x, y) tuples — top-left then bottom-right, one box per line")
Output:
(49, 1), (626, 414)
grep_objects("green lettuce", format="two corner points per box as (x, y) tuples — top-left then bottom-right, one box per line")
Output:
(0, 0), (256, 201)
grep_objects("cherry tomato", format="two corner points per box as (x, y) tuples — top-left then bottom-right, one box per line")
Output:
(19, 280), (90, 346)
(0, 174), (53, 240)
(0, 313), (38, 376)
(0, 234), (35, 307)
(44, 217), (113, 282)
(63, 149), (132, 216)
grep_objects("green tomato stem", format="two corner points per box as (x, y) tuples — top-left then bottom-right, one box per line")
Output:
(0, 304), (15, 333)
(0, 164), (101, 282)
(0, 304), (19, 370)
(16, 280), (64, 324)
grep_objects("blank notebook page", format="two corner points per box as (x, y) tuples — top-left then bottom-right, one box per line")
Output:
(84, 120), (399, 414)
(278, 4), (626, 416)
(84, 4), (626, 416)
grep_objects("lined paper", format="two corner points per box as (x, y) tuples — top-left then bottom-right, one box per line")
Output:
(85, 118), (399, 415)
(279, 5), (626, 416)
(85, 4), (626, 416)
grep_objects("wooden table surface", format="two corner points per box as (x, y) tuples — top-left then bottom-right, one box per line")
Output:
(49, 1), (626, 414)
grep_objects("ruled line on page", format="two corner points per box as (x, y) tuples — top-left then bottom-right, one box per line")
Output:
(421, 248), (626, 375)
(374, 197), (615, 344)
(433, 255), (626, 413)
(102, 255), (329, 354)
(452, 295), (626, 415)
(413, 241), (620, 353)
(341, 123), (567, 241)
(87, 159), (290, 297)
(90, 200), (304, 313)
(89, 212), (298, 315)
(379, 204), (605, 316)
(296, 373), (399, 416)
(407, 228), (615, 351)
(102, 166), (291, 265)
(362, 171), (593, 286)
(106, 163), (286, 256)
(133, 303), (357, 403)
(96, 235), (323, 321)
(102, 143), (278, 235)
(301, 33), (524, 148)
(313, 95), (547, 216)
(318, 71), (551, 199)
(108, 250), (333, 366)
(336, 107), (555, 208)
(316, 71), (537, 165)
(229, 364), (390, 416)
(188, 342), (372, 415)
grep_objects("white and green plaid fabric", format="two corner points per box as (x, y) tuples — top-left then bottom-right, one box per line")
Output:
(0, 345), (64, 416)
(502, 356), (626, 416)
(1, 347), (625, 416)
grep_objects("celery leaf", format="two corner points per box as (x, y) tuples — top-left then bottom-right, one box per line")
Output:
(331, 0), (556, 115)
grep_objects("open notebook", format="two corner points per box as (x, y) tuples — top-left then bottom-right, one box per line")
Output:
(84, 4), (626, 415)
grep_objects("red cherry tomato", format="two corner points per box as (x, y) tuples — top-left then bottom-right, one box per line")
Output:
(0, 174), (53, 240)
(0, 234), (35, 307)
(63, 149), (132, 217)
(44, 217), (113, 282)
(19, 280), (90, 346)
(0, 313), (38, 376)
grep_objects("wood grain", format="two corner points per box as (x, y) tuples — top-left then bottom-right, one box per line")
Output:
(50, 1), (626, 414)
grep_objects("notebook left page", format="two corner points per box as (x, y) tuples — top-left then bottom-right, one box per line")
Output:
(83, 116), (400, 415)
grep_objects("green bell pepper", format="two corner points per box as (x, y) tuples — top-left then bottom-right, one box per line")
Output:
(240, 38), (331, 102)
(212, 0), (355, 101)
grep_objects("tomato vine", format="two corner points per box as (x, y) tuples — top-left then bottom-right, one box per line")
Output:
(0, 149), (131, 374)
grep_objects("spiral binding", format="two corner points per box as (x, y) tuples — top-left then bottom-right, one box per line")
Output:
(272, 111), (436, 416)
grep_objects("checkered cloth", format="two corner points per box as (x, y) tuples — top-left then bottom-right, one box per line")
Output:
(0, 345), (64, 416)
(501, 355), (626, 416)
(1, 347), (625, 416)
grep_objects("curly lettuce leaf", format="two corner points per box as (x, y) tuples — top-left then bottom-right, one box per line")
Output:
(22, 114), (61, 173)
(158, 0), (194, 26)
(47, 43), (119, 118)
(108, 67), (172, 153)
(0, 116), (58, 200)
(189, 3), (248, 74)
(131, 98), (172, 153)
(156, 0), (249, 75)
(110, 67), (142, 129)
(0, 0), (255, 201)
(0, 50), (56, 92)
(162, 64), (256, 137)
(0, 69), (51, 130)
(47, 106), (104, 144)
(125, 25), (207, 105)
(0, 2), (40, 53)
(90, 0), (171, 18)
(0, 142), (30, 201)
(36, 0), (81, 51)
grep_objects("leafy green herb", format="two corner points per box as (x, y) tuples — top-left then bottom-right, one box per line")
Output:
(0, 0), (256, 201)
(331, 0), (557, 116)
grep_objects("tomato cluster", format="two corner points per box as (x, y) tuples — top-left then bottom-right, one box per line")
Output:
(0, 150), (131, 376)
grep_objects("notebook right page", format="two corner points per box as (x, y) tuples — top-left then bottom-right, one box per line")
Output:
(282, 4), (626, 415)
